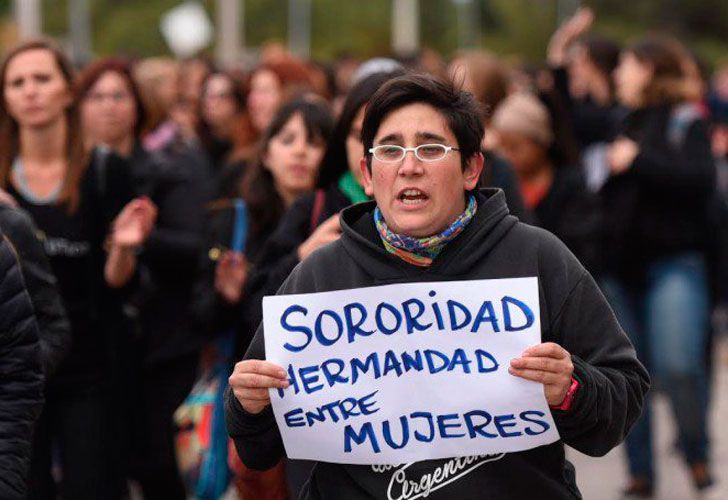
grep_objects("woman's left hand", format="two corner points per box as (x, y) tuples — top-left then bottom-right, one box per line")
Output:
(111, 197), (158, 249)
(607, 137), (639, 175)
(509, 342), (574, 407)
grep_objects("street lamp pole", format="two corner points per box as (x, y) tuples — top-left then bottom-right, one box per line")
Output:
(453, 0), (476, 49)
(288, 0), (311, 59)
(392, 0), (420, 56)
(69, 0), (92, 65)
(13, 0), (42, 38)
(216, 0), (243, 67)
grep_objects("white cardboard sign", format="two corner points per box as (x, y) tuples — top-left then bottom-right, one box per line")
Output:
(263, 277), (560, 464)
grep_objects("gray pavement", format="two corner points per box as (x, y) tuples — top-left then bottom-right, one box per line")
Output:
(569, 337), (728, 500)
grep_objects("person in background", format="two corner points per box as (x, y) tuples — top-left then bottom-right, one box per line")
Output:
(492, 92), (601, 274)
(193, 96), (333, 500)
(247, 58), (315, 137)
(448, 51), (528, 220)
(246, 71), (404, 322)
(601, 36), (717, 497)
(710, 64), (728, 194)
(197, 70), (257, 198)
(80, 57), (163, 196)
(0, 232), (44, 500)
(194, 96), (334, 356)
(80, 58), (148, 156)
(172, 55), (214, 141)
(197, 71), (246, 164)
(133, 57), (182, 151)
(241, 71), (401, 495)
(78, 56), (210, 498)
(0, 39), (156, 499)
(547, 7), (623, 150)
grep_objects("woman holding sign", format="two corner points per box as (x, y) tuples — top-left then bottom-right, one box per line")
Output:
(226, 74), (648, 499)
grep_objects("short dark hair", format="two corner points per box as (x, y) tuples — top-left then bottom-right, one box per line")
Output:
(361, 73), (484, 170)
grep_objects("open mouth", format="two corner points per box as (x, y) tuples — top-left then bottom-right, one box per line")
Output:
(398, 188), (429, 206)
(289, 164), (309, 176)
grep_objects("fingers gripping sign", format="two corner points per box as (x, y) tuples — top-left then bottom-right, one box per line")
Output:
(509, 342), (574, 407)
(229, 359), (290, 415)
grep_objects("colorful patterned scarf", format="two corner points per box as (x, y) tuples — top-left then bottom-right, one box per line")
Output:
(374, 195), (477, 267)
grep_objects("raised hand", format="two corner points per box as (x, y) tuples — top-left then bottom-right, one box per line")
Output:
(111, 197), (157, 249)
(607, 137), (639, 175)
(297, 214), (342, 261)
(547, 7), (595, 66)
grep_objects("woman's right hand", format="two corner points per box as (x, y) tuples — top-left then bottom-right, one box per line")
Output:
(229, 359), (290, 414)
(547, 7), (594, 66)
(297, 214), (342, 261)
(214, 251), (248, 304)
(111, 197), (158, 249)
(607, 137), (639, 175)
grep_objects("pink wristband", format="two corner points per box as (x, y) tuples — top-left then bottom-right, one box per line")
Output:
(550, 376), (580, 411)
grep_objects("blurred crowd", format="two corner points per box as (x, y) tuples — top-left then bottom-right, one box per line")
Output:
(1, 6), (727, 500)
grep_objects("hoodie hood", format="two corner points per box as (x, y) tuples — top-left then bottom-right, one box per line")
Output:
(339, 188), (518, 281)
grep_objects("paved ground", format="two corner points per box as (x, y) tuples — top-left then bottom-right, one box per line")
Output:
(568, 337), (728, 500)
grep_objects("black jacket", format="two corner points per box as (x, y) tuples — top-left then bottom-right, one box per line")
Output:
(244, 185), (352, 323)
(550, 66), (623, 149)
(0, 204), (70, 376)
(129, 143), (211, 365)
(479, 152), (529, 221)
(0, 234), (44, 500)
(531, 167), (602, 275)
(600, 106), (716, 280)
(7, 150), (134, 388)
(192, 200), (283, 359)
(225, 189), (649, 499)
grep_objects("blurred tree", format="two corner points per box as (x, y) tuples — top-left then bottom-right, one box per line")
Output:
(0, 0), (722, 70)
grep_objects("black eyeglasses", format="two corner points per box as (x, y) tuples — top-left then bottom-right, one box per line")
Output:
(368, 144), (460, 163)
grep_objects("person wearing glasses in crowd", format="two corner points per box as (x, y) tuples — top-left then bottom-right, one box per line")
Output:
(226, 73), (649, 499)
(78, 57), (211, 498)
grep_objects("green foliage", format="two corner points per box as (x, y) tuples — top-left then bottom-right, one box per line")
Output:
(480, 0), (557, 62)
(93, 0), (181, 57)
(310, 0), (390, 59)
(238, 0), (287, 49)
(0, 0), (726, 69)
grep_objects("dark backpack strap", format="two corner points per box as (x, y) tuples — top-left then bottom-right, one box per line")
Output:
(93, 145), (111, 199)
(309, 189), (326, 234)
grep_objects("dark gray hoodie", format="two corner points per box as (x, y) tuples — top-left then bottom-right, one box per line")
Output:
(226, 189), (649, 499)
